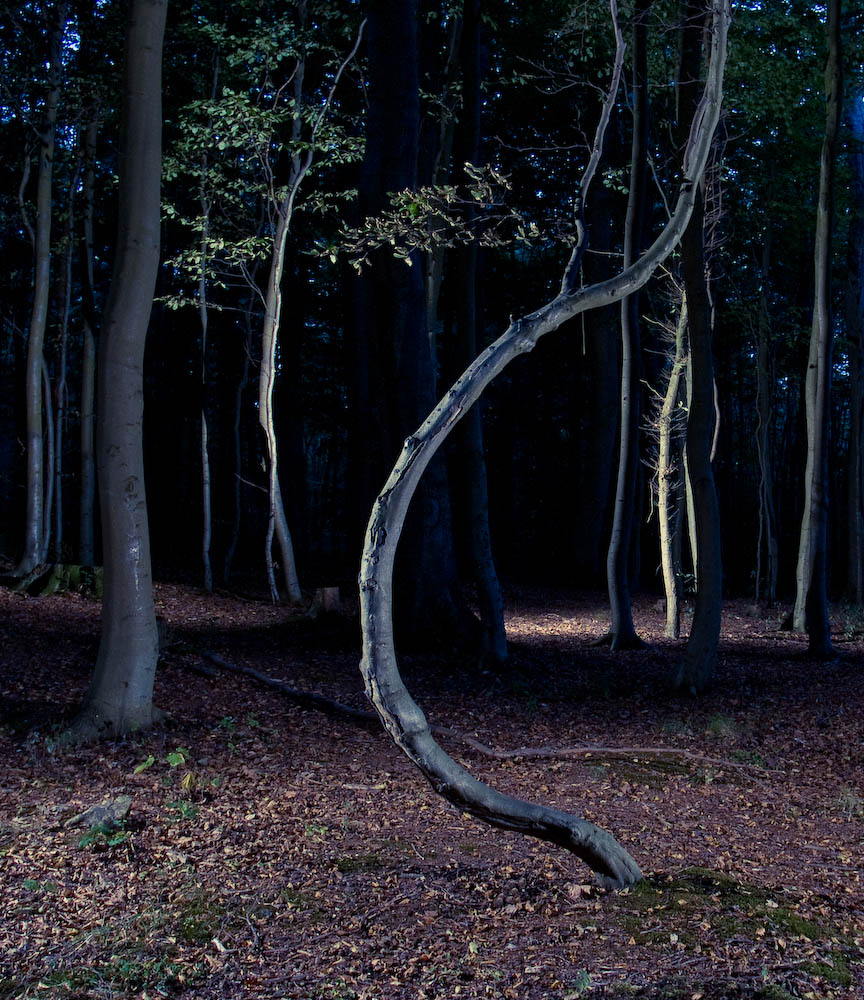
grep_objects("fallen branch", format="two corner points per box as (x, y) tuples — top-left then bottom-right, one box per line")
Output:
(202, 652), (771, 779)
(202, 652), (379, 728)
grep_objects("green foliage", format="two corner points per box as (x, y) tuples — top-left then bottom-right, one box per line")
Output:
(332, 164), (543, 271)
(77, 821), (130, 850)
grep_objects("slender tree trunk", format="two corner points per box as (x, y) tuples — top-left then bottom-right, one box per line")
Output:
(79, 119), (99, 566)
(69, 0), (167, 741)
(198, 167), (213, 593)
(658, 297), (688, 638)
(224, 331), (249, 585)
(845, 95), (864, 604)
(605, 0), (649, 650)
(41, 358), (55, 560)
(16, 2), (64, 575)
(52, 159), (77, 561)
(259, 205), (302, 605)
(793, 0), (841, 657)
(672, 0), (723, 693)
(755, 222), (778, 605)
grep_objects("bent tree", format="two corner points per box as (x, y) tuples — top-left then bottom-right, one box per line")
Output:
(69, 0), (167, 740)
(359, 0), (730, 888)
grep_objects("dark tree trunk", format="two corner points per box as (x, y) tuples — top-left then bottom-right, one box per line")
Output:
(16, 1), (64, 575)
(450, 0), (506, 663)
(672, 0), (723, 694)
(68, 0), (167, 741)
(845, 93), (863, 603)
(793, 0), (841, 657)
(605, 0), (649, 650)
(351, 0), (474, 646)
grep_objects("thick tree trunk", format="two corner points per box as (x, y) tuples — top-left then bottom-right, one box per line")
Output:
(359, 0), (729, 885)
(352, 0), (474, 646)
(452, 0), (506, 663)
(69, 0), (167, 741)
(793, 0), (841, 657)
(845, 95), (864, 604)
(605, 0), (649, 650)
(671, 1), (723, 694)
(16, 2), (64, 575)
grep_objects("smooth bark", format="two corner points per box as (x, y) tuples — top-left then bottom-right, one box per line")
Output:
(359, 0), (729, 886)
(792, 0), (841, 657)
(16, 2), (64, 575)
(605, 0), (649, 650)
(70, 0), (167, 740)
(79, 119), (98, 566)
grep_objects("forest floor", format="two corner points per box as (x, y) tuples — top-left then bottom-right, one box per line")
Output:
(1, 582), (863, 1000)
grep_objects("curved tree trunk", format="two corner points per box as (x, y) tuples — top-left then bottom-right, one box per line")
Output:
(605, 0), (649, 650)
(792, 0), (841, 657)
(359, 0), (729, 886)
(69, 0), (167, 741)
(16, 2), (64, 575)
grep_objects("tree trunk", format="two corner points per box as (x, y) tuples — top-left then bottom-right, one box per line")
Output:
(79, 119), (98, 567)
(755, 218), (778, 605)
(53, 157), (77, 561)
(658, 297), (688, 638)
(359, 0), (729, 885)
(605, 0), (649, 650)
(845, 94), (864, 604)
(792, 0), (841, 658)
(452, 0), (506, 663)
(69, 0), (167, 741)
(16, 1), (64, 575)
(199, 167), (213, 594)
(671, 0), (723, 694)
(352, 0), (474, 647)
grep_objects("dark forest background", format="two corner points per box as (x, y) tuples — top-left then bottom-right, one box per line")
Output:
(1, 0), (862, 635)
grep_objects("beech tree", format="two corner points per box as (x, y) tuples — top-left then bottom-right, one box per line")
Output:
(359, 0), (730, 887)
(792, 0), (841, 657)
(69, 0), (167, 740)
(15, 1), (65, 576)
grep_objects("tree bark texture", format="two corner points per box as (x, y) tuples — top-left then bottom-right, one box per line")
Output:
(658, 298), (688, 639)
(605, 0), (649, 650)
(16, 1), (64, 575)
(792, 0), (841, 657)
(359, 0), (730, 886)
(671, 0), (723, 694)
(72, 0), (167, 739)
